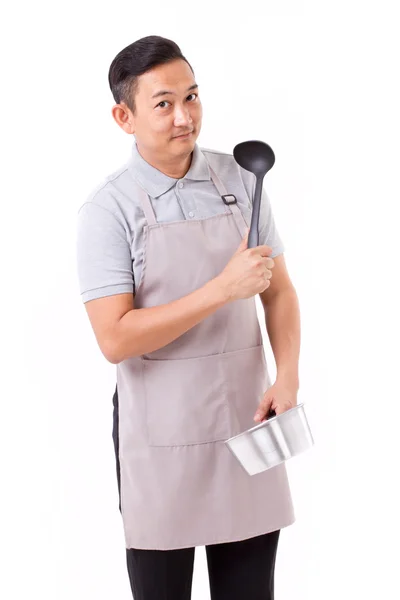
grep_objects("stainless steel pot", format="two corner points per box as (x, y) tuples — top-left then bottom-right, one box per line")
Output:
(225, 403), (314, 476)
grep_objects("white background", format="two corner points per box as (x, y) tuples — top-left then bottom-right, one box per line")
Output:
(1, 0), (399, 598)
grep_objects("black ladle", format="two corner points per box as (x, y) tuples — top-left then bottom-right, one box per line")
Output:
(233, 140), (275, 248)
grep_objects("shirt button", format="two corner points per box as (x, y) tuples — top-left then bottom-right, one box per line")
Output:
(178, 182), (184, 188)
(188, 211), (194, 218)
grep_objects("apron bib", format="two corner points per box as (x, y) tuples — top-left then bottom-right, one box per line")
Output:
(115, 161), (295, 549)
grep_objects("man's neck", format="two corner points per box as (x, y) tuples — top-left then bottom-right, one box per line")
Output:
(137, 143), (192, 179)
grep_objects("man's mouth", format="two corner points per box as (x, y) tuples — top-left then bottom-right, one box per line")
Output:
(174, 131), (193, 138)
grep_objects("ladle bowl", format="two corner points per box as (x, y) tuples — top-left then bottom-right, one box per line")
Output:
(233, 140), (276, 248)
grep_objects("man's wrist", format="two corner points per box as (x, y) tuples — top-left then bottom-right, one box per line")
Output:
(276, 370), (299, 391)
(208, 275), (232, 306)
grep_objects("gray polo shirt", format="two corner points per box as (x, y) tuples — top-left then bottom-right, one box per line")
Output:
(76, 138), (284, 303)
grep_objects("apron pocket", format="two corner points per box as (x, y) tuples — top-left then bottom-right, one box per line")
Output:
(142, 351), (230, 447)
(142, 344), (269, 447)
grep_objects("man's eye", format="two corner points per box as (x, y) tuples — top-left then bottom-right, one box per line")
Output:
(156, 94), (197, 109)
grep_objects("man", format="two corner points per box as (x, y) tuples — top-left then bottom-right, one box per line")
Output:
(77, 35), (300, 600)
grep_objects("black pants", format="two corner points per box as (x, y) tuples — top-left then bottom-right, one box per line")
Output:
(113, 385), (280, 600)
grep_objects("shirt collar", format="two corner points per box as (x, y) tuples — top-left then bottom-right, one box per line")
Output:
(127, 137), (211, 198)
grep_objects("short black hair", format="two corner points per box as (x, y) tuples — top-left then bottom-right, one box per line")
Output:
(108, 35), (194, 113)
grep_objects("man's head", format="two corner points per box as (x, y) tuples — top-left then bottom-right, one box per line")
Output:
(109, 36), (202, 160)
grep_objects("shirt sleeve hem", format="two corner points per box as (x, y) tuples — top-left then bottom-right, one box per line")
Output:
(269, 246), (285, 259)
(81, 284), (134, 303)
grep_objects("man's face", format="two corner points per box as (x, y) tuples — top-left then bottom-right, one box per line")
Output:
(129, 59), (202, 158)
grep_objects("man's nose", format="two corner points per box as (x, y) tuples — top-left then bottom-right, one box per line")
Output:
(174, 105), (193, 126)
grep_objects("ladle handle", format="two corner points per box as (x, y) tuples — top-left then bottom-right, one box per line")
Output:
(248, 177), (263, 248)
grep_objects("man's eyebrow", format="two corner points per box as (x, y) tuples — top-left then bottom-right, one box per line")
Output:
(151, 84), (198, 99)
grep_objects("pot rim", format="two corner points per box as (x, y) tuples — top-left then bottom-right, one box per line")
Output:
(224, 402), (305, 444)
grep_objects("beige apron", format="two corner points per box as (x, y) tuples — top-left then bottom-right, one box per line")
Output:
(116, 161), (295, 550)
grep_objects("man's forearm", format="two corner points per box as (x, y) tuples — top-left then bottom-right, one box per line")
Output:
(112, 277), (229, 363)
(264, 287), (301, 389)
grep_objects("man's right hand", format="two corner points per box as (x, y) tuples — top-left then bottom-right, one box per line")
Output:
(216, 229), (275, 302)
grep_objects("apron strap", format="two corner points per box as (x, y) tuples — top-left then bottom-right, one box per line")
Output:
(208, 166), (248, 238)
(134, 180), (158, 226)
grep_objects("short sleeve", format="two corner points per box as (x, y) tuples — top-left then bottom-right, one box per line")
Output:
(76, 202), (134, 303)
(257, 187), (285, 258)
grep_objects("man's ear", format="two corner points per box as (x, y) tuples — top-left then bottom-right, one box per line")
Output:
(111, 103), (135, 135)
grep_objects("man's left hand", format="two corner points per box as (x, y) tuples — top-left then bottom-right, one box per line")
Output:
(253, 380), (298, 423)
